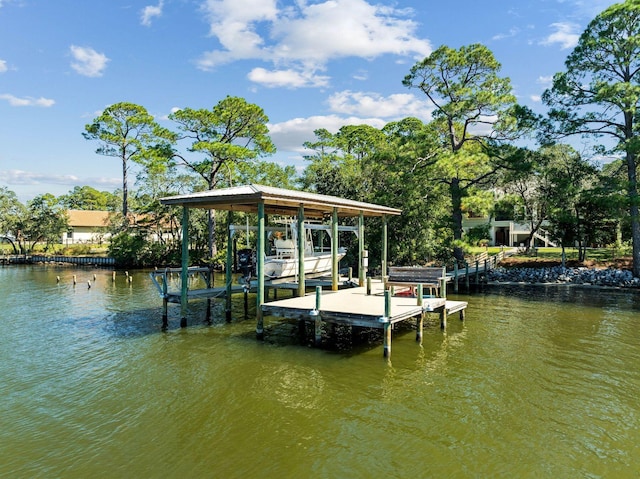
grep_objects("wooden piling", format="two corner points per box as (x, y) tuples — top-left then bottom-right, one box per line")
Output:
(112, 271), (116, 282)
(162, 297), (168, 330)
(366, 276), (372, 295)
(73, 274), (76, 286)
(243, 283), (249, 320)
(475, 260), (479, 285)
(465, 262), (470, 290)
(453, 262), (459, 293)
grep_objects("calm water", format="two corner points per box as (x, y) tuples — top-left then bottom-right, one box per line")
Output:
(1, 265), (640, 478)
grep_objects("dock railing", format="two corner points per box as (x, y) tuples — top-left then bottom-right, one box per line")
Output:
(149, 266), (212, 298)
(449, 247), (517, 291)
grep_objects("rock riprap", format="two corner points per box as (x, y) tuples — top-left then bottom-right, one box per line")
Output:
(486, 266), (640, 288)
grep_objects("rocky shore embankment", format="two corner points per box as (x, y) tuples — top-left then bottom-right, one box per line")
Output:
(486, 265), (640, 288)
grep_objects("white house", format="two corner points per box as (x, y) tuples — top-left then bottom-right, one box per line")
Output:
(462, 217), (557, 247)
(63, 210), (111, 244)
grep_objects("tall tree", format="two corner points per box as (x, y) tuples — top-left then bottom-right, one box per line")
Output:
(542, 0), (640, 276)
(58, 185), (119, 211)
(538, 145), (598, 262)
(300, 124), (386, 201)
(16, 194), (68, 253)
(403, 43), (521, 260)
(0, 187), (26, 253)
(169, 96), (275, 257)
(83, 102), (174, 219)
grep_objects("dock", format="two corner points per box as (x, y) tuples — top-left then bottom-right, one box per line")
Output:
(262, 279), (467, 357)
(155, 184), (470, 358)
(151, 267), (467, 357)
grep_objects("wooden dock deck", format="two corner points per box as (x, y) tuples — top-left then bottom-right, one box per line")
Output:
(262, 280), (467, 357)
(151, 268), (468, 358)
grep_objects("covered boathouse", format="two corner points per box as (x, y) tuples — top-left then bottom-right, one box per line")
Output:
(159, 184), (466, 357)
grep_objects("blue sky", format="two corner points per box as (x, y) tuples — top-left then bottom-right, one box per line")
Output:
(0, 0), (619, 202)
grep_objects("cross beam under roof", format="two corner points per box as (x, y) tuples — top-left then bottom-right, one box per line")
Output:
(159, 184), (402, 218)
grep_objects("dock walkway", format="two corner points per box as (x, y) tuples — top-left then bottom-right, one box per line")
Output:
(262, 280), (467, 357)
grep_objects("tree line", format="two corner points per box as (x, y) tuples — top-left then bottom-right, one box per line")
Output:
(1, 1), (640, 275)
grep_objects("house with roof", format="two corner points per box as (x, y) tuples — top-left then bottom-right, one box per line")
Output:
(461, 216), (557, 247)
(63, 210), (111, 244)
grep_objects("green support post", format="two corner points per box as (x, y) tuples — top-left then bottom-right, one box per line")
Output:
(297, 205), (305, 297)
(416, 284), (424, 343)
(383, 289), (391, 358)
(312, 285), (322, 346)
(382, 215), (388, 279)
(225, 211), (234, 322)
(358, 211), (365, 287)
(332, 208), (339, 291)
(180, 206), (189, 328)
(256, 201), (265, 339)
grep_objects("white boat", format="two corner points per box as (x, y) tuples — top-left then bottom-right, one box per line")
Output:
(232, 220), (350, 279)
(264, 236), (346, 278)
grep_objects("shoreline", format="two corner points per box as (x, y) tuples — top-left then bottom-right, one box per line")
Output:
(485, 265), (640, 290)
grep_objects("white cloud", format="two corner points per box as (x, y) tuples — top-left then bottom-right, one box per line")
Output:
(353, 70), (368, 81)
(530, 95), (541, 103)
(0, 59), (7, 73)
(541, 22), (580, 50)
(268, 114), (386, 153)
(0, 94), (55, 107)
(327, 90), (432, 120)
(0, 169), (120, 188)
(69, 45), (109, 77)
(197, 0), (431, 88)
(537, 75), (553, 87)
(492, 27), (519, 41)
(248, 67), (329, 88)
(141, 0), (164, 26)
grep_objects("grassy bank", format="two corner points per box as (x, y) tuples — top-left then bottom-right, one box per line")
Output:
(495, 246), (633, 270)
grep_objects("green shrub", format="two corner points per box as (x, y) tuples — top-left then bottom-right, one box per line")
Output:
(465, 224), (491, 246)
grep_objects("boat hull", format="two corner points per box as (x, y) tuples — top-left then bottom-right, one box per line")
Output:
(263, 252), (345, 278)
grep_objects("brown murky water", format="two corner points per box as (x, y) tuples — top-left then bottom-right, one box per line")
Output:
(1, 265), (640, 478)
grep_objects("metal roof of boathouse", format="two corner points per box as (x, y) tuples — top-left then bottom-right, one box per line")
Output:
(160, 184), (402, 218)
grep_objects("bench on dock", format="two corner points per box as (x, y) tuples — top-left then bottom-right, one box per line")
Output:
(386, 266), (446, 297)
